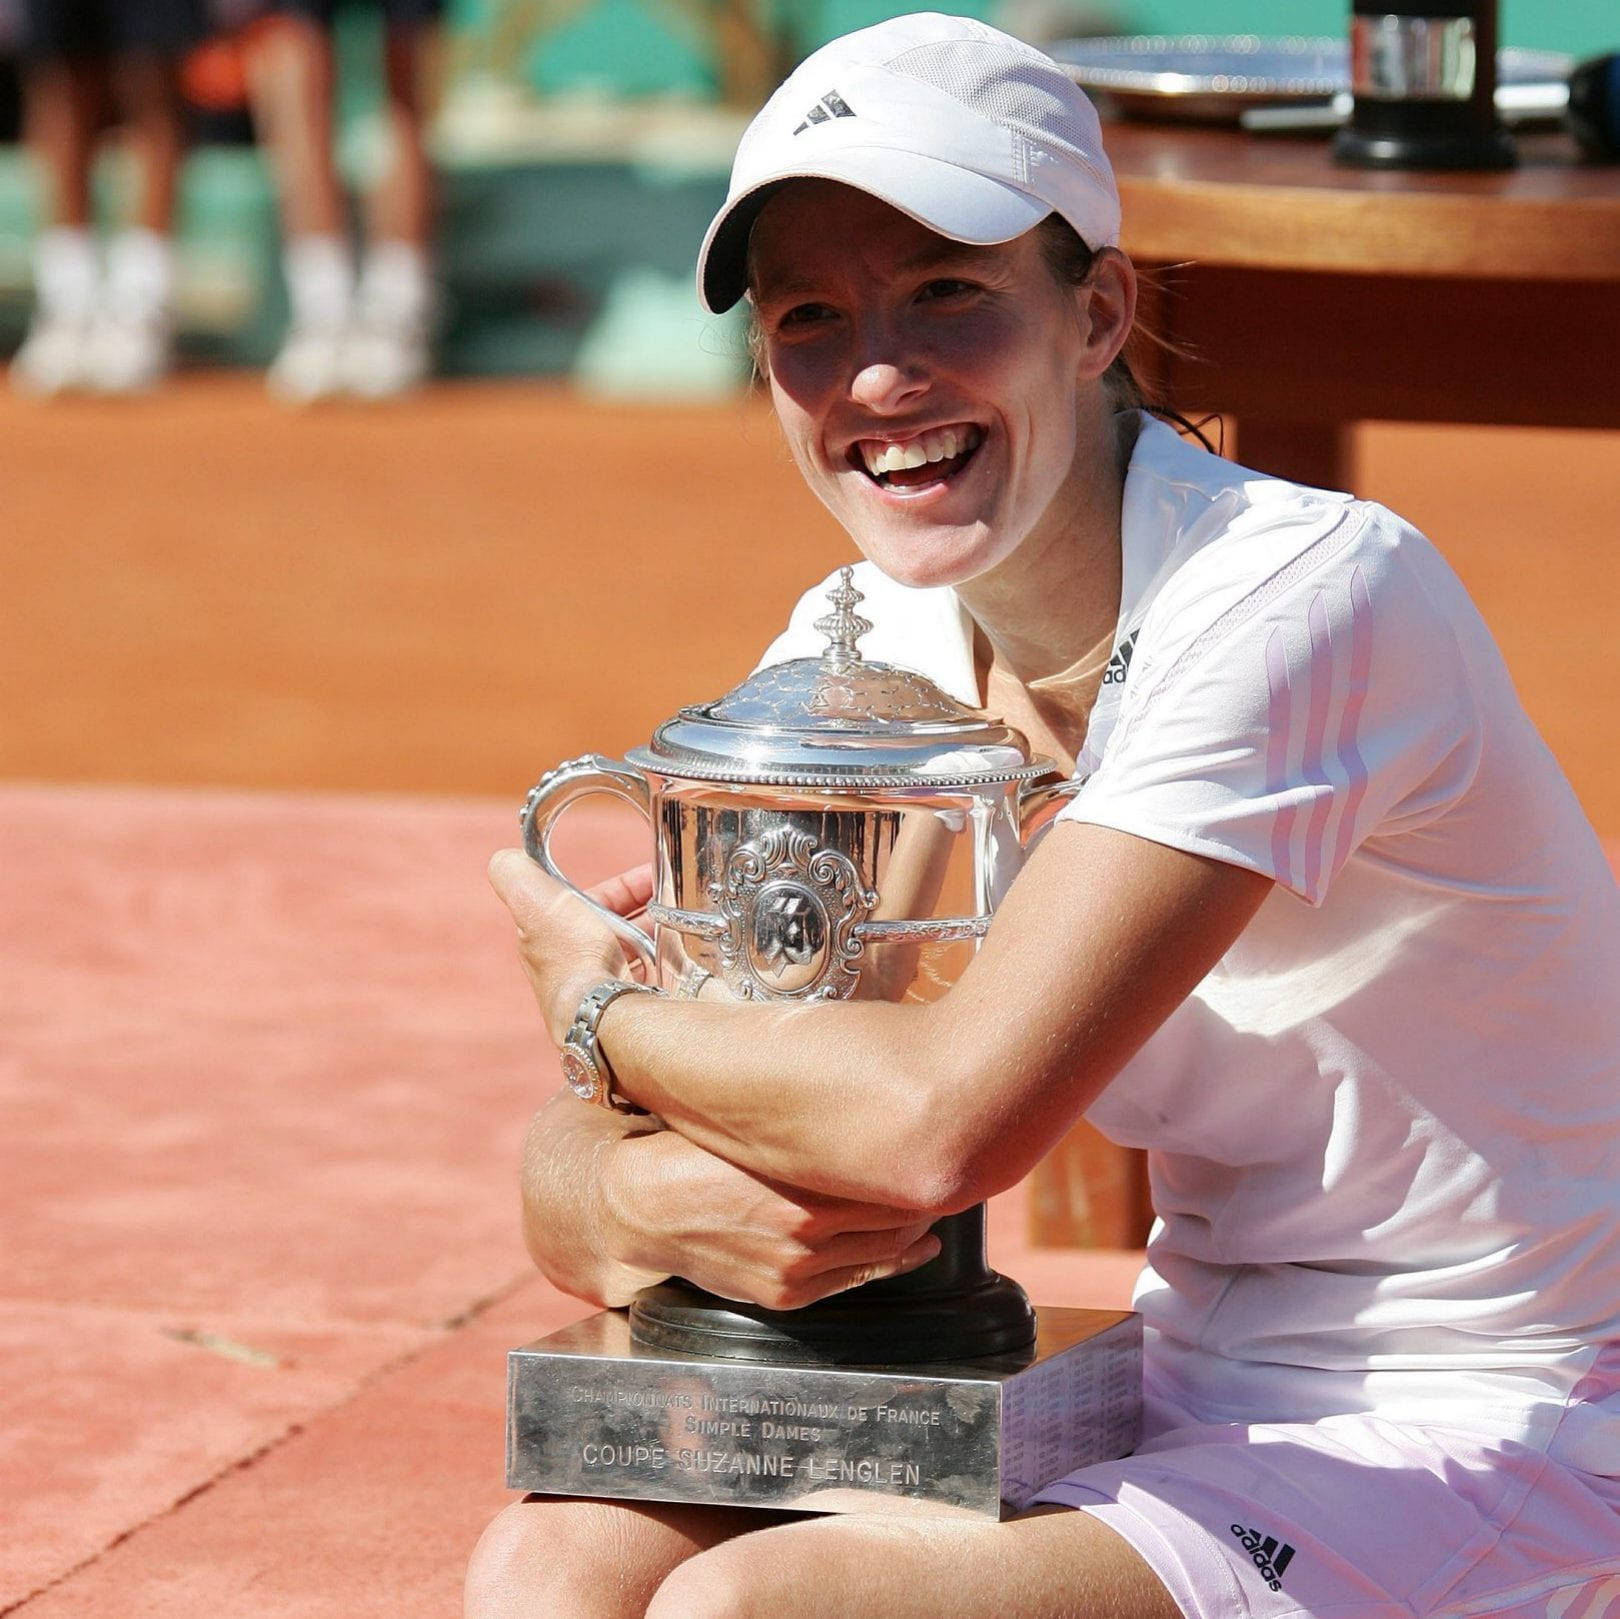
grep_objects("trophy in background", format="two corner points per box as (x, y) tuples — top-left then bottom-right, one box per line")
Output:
(507, 571), (1141, 1517)
(1333, 0), (1516, 169)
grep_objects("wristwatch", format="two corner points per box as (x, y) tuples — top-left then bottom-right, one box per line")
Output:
(558, 979), (660, 1111)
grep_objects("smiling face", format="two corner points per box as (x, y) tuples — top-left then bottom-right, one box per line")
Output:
(749, 181), (1124, 594)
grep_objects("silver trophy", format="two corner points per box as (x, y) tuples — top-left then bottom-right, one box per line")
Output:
(509, 570), (1141, 1517)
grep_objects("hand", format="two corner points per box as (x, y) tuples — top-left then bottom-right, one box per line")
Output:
(488, 850), (652, 1044)
(597, 1126), (943, 1311)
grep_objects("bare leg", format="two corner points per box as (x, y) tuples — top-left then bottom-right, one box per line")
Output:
(80, 51), (186, 390)
(338, 21), (440, 397)
(106, 52), (187, 234)
(247, 16), (352, 399)
(12, 58), (104, 392)
(246, 14), (344, 240)
(367, 21), (441, 248)
(464, 1495), (788, 1619)
(644, 1505), (1183, 1619)
(23, 56), (104, 228)
(466, 1495), (1181, 1619)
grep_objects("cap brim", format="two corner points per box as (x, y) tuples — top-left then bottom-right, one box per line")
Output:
(697, 148), (1052, 314)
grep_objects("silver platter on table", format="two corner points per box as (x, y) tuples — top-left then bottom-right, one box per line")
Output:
(1051, 35), (1573, 123)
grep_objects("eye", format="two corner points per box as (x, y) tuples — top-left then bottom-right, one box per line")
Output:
(777, 301), (838, 330)
(918, 278), (976, 302)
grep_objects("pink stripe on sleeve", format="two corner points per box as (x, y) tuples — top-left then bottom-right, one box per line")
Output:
(1300, 592), (1336, 899)
(1327, 567), (1374, 880)
(1266, 627), (1298, 891)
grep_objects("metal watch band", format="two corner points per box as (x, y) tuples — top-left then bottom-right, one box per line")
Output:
(674, 964), (713, 1001)
(560, 978), (660, 1111)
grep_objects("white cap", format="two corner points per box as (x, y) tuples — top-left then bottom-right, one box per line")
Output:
(697, 11), (1120, 314)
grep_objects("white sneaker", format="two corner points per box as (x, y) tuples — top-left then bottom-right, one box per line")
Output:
(10, 314), (93, 396)
(339, 315), (431, 400)
(84, 310), (172, 394)
(267, 322), (348, 403)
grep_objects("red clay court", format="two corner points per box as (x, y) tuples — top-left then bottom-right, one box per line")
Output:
(2, 378), (1617, 1615)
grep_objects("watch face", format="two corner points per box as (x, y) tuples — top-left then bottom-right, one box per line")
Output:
(559, 1043), (601, 1104)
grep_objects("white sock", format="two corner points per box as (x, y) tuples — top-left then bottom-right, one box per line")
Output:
(357, 239), (433, 329)
(33, 227), (99, 321)
(283, 234), (354, 331)
(103, 229), (175, 323)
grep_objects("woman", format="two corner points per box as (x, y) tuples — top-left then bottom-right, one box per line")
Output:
(469, 15), (1620, 1617)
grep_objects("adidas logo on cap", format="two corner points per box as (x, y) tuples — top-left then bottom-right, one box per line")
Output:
(793, 89), (856, 134)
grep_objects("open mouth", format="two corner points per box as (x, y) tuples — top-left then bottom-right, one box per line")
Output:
(850, 425), (983, 492)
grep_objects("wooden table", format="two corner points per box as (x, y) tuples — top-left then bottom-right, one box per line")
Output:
(1106, 123), (1620, 490)
(1029, 124), (1620, 1251)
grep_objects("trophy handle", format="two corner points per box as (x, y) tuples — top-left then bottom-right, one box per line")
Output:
(520, 754), (658, 975)
(1015, 771), (1088, 849)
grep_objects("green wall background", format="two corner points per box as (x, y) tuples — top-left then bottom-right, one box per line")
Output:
(442, 0), (1615, 103)
(1119, 0), (1610, 57)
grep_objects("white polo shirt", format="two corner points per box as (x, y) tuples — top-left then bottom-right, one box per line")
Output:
(762, 415), (1620, 1468)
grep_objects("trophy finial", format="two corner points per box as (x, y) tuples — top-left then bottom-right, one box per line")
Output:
(813, 566), (872, 669)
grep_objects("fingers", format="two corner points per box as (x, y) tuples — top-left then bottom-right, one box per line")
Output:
(827, 1262), (884, 1293)
(586, 862), (655, 919)
(807, 1219), (940, 1274)
(488, 847), (625, 958)
(487, 846), (560, 933)
(490, 849), (654, 929)
(607, 1130), (951, 1313)
(794, 1226), (942, 1306)
(724, 1224), (943, 1313)
(488, 849), (633, 1037)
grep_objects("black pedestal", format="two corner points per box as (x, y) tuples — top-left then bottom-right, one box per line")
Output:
(629, 1204), (1037, 1364)
(1333, 111), (1516, 170)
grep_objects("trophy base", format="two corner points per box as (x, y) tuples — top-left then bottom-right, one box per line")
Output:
(629, 1273), (1037, 1364)
(1332, 122), (1517, 170)
(507, 1305), (1141, 1519)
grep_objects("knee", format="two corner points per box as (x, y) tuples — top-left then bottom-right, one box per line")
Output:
(464, 1497), (639, 1619)
(644, 1542), (759, 1619)
(463, 1500), (546, 1619)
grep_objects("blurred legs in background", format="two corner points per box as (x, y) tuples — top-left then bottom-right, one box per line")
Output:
(94, 50), (188, 389)
(250, 0), (442, 403)
(12, 54), (100, 393)
(11, 1), (203, 396)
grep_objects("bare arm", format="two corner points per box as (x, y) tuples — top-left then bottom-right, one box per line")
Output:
(509, 867), (944, 1309)
(521, 1089), (943, 1311)
(491, 821), (1271, 1214)
(517, 1088), (669, 1308)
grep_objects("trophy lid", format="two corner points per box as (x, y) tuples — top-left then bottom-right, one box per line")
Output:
(626, 568), (1052, 789)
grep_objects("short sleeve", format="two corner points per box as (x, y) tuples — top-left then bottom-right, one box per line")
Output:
(1061, 507), (1483, 906)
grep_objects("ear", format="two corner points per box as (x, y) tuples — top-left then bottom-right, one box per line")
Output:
(1074, 248), (1137, 381)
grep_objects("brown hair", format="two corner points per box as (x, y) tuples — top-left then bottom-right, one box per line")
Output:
(1033, 215), (1218, 451)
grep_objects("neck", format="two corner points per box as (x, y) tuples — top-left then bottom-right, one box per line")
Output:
(961, 407), (1135, 748)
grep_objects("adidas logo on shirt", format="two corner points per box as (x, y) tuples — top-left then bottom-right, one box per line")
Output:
(1229, 1523), (1297, 1591)
(1102, 629), (1138, 686)
(793, 90), (855, 134)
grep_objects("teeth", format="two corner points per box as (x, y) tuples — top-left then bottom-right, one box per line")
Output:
(859, 425), (982, 478)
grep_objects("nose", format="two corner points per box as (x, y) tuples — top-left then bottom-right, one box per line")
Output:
(849, 362), (927, 413)
(847, 317), (928, 414)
